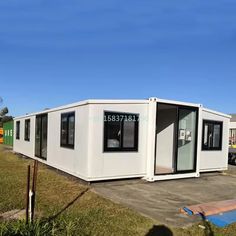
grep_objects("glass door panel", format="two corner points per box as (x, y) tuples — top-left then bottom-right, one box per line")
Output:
(35, 116), (41, 157)
(155, 104), (177, 175)
(41, 115), (48, 159)
(177, 108), (197, 172)
(35, 114), (48, 160)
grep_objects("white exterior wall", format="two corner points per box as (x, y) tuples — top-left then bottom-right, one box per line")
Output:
(13, 116), (35, 158)
(13, 105), (90, 180)
(200, 109), (230, 172)
(87, 103), (149, 180)
(46, 105), (89, 179)
(13, 100), (149, 182)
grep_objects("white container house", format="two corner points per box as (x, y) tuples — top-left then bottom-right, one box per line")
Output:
(13, 98), (230, 182)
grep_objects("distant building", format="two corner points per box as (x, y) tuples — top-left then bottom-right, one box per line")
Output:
(230, 114), (236, 146)
(0, 128), (3, 144)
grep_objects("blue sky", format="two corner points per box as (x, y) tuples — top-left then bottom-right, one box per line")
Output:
(0, 0), (235, 116)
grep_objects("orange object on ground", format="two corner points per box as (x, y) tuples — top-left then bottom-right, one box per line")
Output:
(181, 199), (236, 216)
(0, 128), (3, 144)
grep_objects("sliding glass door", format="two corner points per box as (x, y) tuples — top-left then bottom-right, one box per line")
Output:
(155, 103), (198, 175)
(35, 114), (48, 160)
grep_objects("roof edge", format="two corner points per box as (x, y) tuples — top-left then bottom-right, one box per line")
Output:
(14, 99), (149, 119)
(202, 107), (231, 119)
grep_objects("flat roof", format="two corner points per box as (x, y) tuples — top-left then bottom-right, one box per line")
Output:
(203, 108), (231, 119)
(153, 97), (201, 108)
(14, 99), (149, 119)
(14, 97), (229, 120)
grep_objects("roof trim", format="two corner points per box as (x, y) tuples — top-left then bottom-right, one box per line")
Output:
(14, 97), (230, 120)
(14, 99), (149, 119)
(153, 97), (201, 108)
(202, 107), (231, 119)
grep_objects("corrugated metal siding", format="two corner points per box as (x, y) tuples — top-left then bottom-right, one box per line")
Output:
(3, 121), (14, 146)
(0, 128), (3, 144)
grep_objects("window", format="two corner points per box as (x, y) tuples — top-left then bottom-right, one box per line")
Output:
(16, 121), (20, 139)
(202, 120), (223, 151)
(60, 112), (75, 148)
(230, 129), (236, 145)
(25, 119), (30, 141)
(104, 111), (139, 152)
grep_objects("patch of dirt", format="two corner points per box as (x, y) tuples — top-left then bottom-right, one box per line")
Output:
(0, 209), (25, 220)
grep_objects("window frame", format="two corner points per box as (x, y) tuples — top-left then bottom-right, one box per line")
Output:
(16, 121), (20, 140)
(103, 111), (139, 152)
(229, 128), (236, 145)
(24, 119), (30, 141)
(202, 119), (223, 151)
(60, 111), (75, 149)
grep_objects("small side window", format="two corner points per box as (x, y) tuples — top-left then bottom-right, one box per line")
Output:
(104, 111), (139, 152)
(202, 120), (223, 151)
(24, 119), (30, 141)
(16, 121), (20, 140)
(229, 129), (236, 145)
(60, 112), (75, 149)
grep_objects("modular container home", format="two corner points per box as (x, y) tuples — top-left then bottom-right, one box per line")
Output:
(13, 98), (230, 182)
(3, 121), (14, 146)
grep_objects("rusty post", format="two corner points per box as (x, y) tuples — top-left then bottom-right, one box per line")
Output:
(32, 160), (38, 193)
(26, 165), (30, 224)
(31, 160), (38, 222)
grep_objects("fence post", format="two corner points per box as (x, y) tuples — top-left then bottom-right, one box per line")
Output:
(31, 160), (38, 222)
(26, 165), (30, 224)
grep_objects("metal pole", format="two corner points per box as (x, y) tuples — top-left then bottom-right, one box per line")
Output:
(32, 160), (38, 192)
(31, 160), (38, 222)
(26, 165), (30, 224)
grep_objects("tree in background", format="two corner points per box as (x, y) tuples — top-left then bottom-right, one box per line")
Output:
(0, 97), (13, 127)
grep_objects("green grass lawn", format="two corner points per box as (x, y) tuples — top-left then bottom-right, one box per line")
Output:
(0, 145), (236, 236)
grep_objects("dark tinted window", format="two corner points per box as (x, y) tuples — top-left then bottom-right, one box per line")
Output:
(202, 120), (223, 151)
(16, 121), (20, 139)
(104, 111), (139, 152)
(61, 112), (75, 148)
(24, 119), (30, 141)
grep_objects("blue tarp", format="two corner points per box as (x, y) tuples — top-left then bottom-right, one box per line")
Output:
(206, 210), (236, 227)
(182, 207), (194, 215)
(183, 207), (236, 227)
